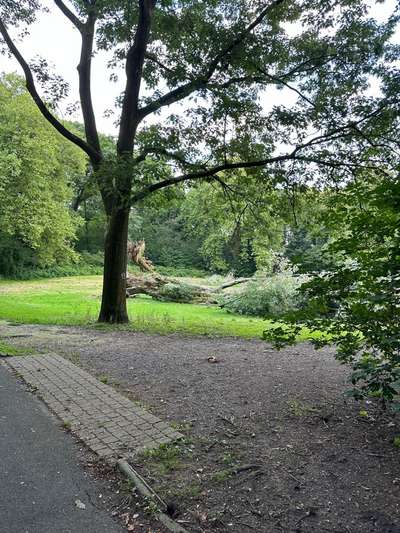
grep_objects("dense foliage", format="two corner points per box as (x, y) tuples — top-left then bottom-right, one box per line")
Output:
(1, 1), (400, 407)
(158, 282), (198, 303)
(0, 73), (325, 279)
(181, 178), (284, 275)
(0, 75), (85, 276)
(128, 198), (206, 271)
(265, 174), (400, 405)
(221, 260), (307, 318)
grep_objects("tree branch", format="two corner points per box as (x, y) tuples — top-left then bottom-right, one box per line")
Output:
(118, 0), (157, 154)
(138, 0), (284, 120)
(145, 52), (178, 76)
(131, 153), (385, 204)
(131, 153), (295, 203)
(78, 11), (101, 155)
(134, 146), (203, 168)
(256, 69), (316, 107)
(53, 0), (84, 31)
(0, 17), (101, 163)
(204, 0), (285, 79)
(207, 73), (315, 107)
(137, 79), (205, 119)
(131, 111), (393, 203)
(55, 1), (101, 154)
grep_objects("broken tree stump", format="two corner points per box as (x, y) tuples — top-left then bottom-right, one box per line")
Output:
(126, 240), (252, 303)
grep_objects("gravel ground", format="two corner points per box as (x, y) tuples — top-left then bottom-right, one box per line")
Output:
(1, 322), (400, 533)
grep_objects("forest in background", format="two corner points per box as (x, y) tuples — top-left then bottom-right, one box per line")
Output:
(0, 74), (332, 281)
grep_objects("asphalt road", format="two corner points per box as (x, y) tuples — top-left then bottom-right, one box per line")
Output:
(0, 363), (125, 533)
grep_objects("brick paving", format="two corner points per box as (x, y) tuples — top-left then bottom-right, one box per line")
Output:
(4, 354), (182, 462)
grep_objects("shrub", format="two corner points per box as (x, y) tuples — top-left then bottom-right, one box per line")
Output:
(79, 251), (104, 267)
(159, 282), (197, 303)
(156, 265), (208, 278)
(221, 270), (307, 318)
(0, 252), (104, 280)
(264, 175), (400, 406)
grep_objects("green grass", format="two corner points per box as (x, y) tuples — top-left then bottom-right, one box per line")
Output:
(211, 469), (233, 483)
(139, 442), (183, 474)
(0, 340), (33, 356)
(0, 275), (311, 339)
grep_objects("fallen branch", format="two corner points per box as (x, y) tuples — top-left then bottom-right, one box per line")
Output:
(126, 239), (253, 303)
(233, 464), (263, 474)
(217, 278), (252, 290)
(117, 459), (189, 533)
(217, 413), (241, 430)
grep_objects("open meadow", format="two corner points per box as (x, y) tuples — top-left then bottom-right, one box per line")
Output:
(0, 275), (298, 339)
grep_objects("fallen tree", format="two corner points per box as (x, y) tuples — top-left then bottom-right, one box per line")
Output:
(126, 240), (250, 303)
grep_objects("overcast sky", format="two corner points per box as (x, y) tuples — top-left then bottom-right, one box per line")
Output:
(0, 0), (398, 136)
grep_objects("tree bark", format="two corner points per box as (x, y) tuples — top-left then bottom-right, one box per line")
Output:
(98, 207), (130, 323)
(128, 240), (155, 272)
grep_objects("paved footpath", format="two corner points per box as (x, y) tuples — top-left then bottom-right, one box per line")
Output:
(0, 364), (126, 533)
(4, 354), (182, 462)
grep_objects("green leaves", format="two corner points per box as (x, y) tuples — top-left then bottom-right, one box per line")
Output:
(0, 74), (86, 273)
(3, 0), (399, 203)
(267, 172), (400, 405)
(0, 0), (41, 25)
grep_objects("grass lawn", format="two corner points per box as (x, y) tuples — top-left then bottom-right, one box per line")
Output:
(0, 275), (309, 339)
(0, 340), (34, 356)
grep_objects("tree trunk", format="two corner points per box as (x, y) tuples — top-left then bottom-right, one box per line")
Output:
(98, 207), (130, 323)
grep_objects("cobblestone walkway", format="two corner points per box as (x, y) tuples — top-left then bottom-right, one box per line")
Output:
(4, 354), (182, 462)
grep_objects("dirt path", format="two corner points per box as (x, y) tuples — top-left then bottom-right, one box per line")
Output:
(1, 322), (400, 532)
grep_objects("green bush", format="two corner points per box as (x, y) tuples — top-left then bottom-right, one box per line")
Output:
(159, 282), (197, 303)
(220, 271), (307, 318)
(1, 253), (209, 282)
(0, 252), (104, 280)
(78, 251), (104, 267)
(264, 175), (400, 405)
(156, 265), (208, 278)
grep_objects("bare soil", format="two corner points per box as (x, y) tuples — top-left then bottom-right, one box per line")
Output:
(1, 322), (400, 533)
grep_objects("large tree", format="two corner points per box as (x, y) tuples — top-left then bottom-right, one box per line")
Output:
(0, 0), (398, 322)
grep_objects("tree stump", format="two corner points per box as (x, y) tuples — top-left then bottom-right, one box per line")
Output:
(126, 240), (252, 303)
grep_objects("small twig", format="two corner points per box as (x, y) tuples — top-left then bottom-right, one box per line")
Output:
(281, 468), (302, 485)
(237, 520), (257, 529)
(233, 464), (263, 474)
(232, 470), (266, 487)
(217, 413), (240, 430)
(224, 429), (239, 438)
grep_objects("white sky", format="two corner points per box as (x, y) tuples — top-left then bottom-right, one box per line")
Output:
(0, 0), (398, 136)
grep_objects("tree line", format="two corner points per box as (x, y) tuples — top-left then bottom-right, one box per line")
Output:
(0, 74), (331, 279)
